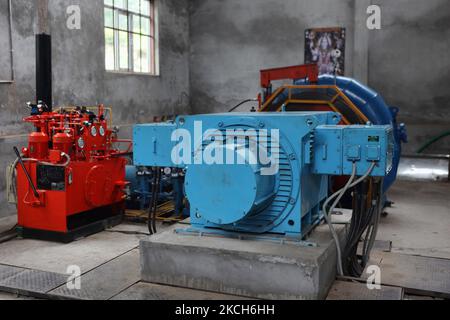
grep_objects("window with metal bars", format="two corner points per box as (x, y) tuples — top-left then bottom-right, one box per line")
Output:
(104, 0), (157, 74)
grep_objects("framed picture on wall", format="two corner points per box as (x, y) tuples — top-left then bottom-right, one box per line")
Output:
(305, 27), (346, 76)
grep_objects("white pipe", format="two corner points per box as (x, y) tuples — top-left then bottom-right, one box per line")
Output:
(38, 153), (71, 167)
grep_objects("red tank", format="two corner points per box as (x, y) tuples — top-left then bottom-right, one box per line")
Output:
(53, 132), (73, 155)
(28, 131), (49, 159)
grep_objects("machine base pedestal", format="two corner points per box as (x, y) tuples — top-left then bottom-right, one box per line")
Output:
(140, 223), (347, 300)
(18, 211), (123, 244)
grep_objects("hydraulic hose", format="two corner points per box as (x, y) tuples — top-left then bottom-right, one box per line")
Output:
(14, 147), (39, 198)
(7, 157), (20, 205)
(0, 232), (17, 244)
(228, 99), (258, 113)
(39, 152), (71, 167)
(417, 131), (450, 154)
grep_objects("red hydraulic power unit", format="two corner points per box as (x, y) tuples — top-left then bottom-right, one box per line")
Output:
(16, 104), (130, 242)
(13, 34), (131, 242)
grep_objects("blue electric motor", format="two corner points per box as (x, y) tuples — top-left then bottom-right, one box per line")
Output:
(133, 112), (394, 237)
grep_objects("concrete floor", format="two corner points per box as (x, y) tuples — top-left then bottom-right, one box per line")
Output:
(0, 225), (143, 275)
(0, 180), (448, 300)
(0, 292), (35, 300)
(378, 180), (450, 260)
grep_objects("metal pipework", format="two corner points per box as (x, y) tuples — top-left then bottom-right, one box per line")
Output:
(397, 154), (450, 182)
(36, 33), (52, 110)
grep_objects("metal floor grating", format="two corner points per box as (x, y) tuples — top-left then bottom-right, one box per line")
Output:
(0, 264), (25, 282)
(0, 264), (67, 296)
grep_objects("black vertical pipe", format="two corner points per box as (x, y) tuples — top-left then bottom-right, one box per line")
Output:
(36, 33), (52, 111)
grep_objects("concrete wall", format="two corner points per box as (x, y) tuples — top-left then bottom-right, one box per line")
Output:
(0, 0), (40, 218)
(369, 0), (450, 154)
(0, 0), (190, 217)
(189, 0), (356, 114)
(189, 0), (450, 154)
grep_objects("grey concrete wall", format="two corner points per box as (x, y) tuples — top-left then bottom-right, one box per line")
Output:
(0, 0), (40, 217)
(189, 0), (450, 154)
(189, 0), (356, 114)
(0, 0), (190, 217)
(368, 0), (450, 154)
(49, 0), (190, 125)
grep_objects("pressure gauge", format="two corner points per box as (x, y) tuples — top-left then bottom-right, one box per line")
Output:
(91, 126), (98, 137)
(99, 126), (106, 137)
(78, 137), (85, 149)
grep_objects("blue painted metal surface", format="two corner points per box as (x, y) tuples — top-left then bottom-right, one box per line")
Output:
(293, 75), (407, 193)
(134, 112), (393, 237)
(313, 125), (394, 177)
(125, 165), (151, 210)
(125, 165), (186, 216)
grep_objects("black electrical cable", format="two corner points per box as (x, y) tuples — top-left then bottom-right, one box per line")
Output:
(106, 230), (150, 236)
(353, 184), (373, 275)
(342, 177), (383, 277)
(364, 179), (384, 264)
(148, 168), (158, 235)
(344, 180), (366, 276)
(147, 168), (162, 235)
(228, 99), (258, 113)
(152, 169), (162, 235)
(0, 224), (18, 244)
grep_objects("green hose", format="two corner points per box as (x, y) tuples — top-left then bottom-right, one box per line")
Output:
(417, 131), (450, 154)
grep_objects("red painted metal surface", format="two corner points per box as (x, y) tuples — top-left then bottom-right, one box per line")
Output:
(260, 64), (319, 89)
(16, 105), (130, 234)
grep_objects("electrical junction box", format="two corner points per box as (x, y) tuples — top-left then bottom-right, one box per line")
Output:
(313, 125), (394, 177)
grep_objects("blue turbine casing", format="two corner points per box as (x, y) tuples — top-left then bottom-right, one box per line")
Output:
(134, 112), (393, 237)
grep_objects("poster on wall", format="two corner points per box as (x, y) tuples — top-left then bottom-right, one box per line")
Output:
(305, 27), (346, 76)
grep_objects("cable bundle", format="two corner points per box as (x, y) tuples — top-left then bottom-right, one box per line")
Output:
(148, 168), (162, 235)
(323, 162), (384, 278)
(342, 178), (383, 277)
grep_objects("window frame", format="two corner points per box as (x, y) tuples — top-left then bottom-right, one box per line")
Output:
(104, 0), (159, 76)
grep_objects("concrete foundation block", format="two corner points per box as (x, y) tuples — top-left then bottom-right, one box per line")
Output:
(140, 224), (346, 300)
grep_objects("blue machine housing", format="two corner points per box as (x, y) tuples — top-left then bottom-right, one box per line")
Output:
(134, 112), (393, 238)
(292, 75), (407, 193)
(125, 165), (186, 216)
(125, 165), (152, 210)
